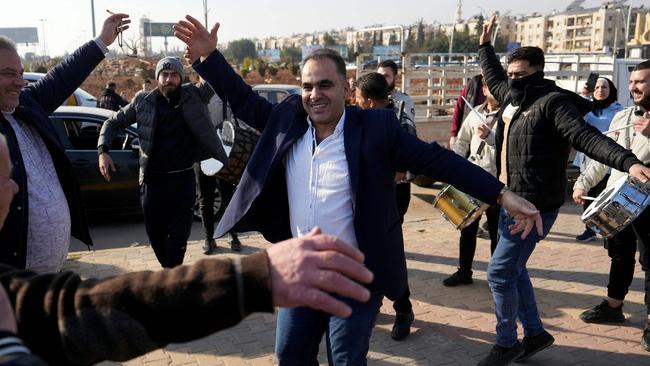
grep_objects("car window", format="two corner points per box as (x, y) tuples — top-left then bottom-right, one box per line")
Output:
(255, 90), (277, 104)
(51, 117), (130, 151)
(275, 91), (290, 103)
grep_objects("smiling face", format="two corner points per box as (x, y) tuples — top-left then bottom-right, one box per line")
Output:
(0, 49), (26, 112)
(629, 68), (650, 108)
(301, 58), (348, 128)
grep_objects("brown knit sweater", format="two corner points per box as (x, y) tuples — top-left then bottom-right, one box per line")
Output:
(0, 252), (273, 365)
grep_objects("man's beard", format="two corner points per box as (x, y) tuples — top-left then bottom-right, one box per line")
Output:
(160, 84), (179, 98)
(635, 89), (650, 111)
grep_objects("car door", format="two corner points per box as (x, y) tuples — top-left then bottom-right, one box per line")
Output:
(50, 113), (141, 214)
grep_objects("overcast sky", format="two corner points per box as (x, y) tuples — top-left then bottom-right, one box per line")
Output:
(2, 0), (647, 57)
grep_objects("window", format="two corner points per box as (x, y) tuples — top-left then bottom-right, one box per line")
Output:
(53, 118), (130, 151)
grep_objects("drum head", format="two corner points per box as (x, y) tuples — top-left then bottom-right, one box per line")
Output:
(200, 158), (224, 176)
(581, 175), (627, 222)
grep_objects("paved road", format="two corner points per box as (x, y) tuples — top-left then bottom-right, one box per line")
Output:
(66, 184), (650, 365)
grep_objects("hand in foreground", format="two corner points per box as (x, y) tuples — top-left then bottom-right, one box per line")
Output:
(633, 113), (650, 137)
(572, 188), (588, 205)
(174, 15), (219, 63)
(499, 190), (543, 239)
(98, 153), (115, 182)
(628, 163), (650, 184)
(267, 227), (373, 318)
(99, 12), (130, 47)
(479, 15), (497, 45)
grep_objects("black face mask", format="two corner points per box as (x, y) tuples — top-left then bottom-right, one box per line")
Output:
(508, 71), (545, 105)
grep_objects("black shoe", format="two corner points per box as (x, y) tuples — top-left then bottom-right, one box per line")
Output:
(391, 310), (414, 341)
(477, 342), (523, 366)
(575, 228), (596, 242)
(642, 322), (650, 352)
(514, 330), (554, 363)
(229, 234), (242, 252)
(579, 299), (625, 323)
(202, 238), (216, 254)
(443, 269), (473, 287)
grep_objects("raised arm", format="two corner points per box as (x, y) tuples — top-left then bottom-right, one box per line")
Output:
(174, 15), (274, 131)
(478, 15), (510, 104)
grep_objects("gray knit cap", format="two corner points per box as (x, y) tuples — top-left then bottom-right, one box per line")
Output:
(155, 57), (184, 80)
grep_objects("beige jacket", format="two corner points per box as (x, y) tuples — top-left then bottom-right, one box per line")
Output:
(453, 102), (499, 177)
(574, 106), (650, 191)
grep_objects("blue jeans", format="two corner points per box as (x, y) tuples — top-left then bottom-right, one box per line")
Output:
(275, 292), (383, 365)
(487, 208), (558, 347)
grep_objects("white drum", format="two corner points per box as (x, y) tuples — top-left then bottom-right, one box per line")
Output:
(581, 175), (650, 238)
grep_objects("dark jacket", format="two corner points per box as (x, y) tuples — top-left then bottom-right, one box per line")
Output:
(0, 252), (272, 366)
(479, 43), (641, 213)
(194, 49), (504, 299)
(96, 88), (127, 111)
(0, 41), (101, 268)
(98, 83), (228, 184)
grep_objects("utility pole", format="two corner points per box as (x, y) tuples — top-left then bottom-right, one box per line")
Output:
(38, 18), (47, 58)
(203, 0), (209, 27)
(91, 0), (96, 38)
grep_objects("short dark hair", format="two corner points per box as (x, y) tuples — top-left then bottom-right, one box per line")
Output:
(632, 60), (650, 72)
(107, 82), (117, 89)
(303, 48), (346, 80)
(356, 72), (389, 101)
(144, 79), (151, 84)
(378, 60), (398, 76)
(507, 46), (545, 70)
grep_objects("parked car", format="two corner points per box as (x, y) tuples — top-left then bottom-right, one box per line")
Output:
(252, 84), (301, 103)
(49, 106), (223, 218)
(24, 72), (97, 107)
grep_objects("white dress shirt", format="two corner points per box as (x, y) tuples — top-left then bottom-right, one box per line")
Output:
(284, 111), (358, 248)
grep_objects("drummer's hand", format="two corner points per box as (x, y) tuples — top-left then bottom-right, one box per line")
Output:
(628, 163), (650, 184)
(476, 123), (491, 139)
(99, 153), (115, 182)
(633, 114), (650, 137)
(500, 190), (543, 239)
(572, 188), (587, 205)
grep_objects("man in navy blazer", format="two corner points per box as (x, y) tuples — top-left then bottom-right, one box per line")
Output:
(175, 15), (543, 365)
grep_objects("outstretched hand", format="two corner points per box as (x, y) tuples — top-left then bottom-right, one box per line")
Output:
(499, 190), (543, 239)
(99, 12), (130, 47)
(267, 227), (374, 318)
(480, 15), (497, 45)
(174, 15), (219, 63)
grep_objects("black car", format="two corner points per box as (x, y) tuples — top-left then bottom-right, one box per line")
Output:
(50, 106), (223, 218)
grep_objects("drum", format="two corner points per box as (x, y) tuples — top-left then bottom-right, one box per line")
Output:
(582, 175), (650, 238)
(432, 184), (489, 230)
(200, 120), (260, 185)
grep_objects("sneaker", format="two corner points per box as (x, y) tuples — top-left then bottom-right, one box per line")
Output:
(391, 310), (414, 341)
(575, 228), (596, 242)
(476, 227), (490, 239)
(229, 233), (242, 252)
(579, 299), (625, 323)
(202, 238), (216, 254)
(642, 322), (650, 352)
(443, 269), (473, 287)
(514, 330), (554, 363)
(477, 342), (523, 366)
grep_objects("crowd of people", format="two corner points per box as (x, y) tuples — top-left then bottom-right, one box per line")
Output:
(0, 10), (648, 366)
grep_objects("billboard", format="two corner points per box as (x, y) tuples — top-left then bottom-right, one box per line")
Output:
(371, 45), (400, 61)
(142, 22), (175, 37)
(301, 44), (349, 60)
(258, 49), (281, 63)
(0, 28), (38, 44)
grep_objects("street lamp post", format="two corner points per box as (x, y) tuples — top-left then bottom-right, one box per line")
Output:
(91, 0), (96, 38)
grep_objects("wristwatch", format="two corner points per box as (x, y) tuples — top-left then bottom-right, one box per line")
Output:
(496, 186), (509, 206)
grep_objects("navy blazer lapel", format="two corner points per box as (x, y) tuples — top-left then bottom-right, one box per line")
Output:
(344, 106), (362, 208)
(276, 106), (309, 162)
